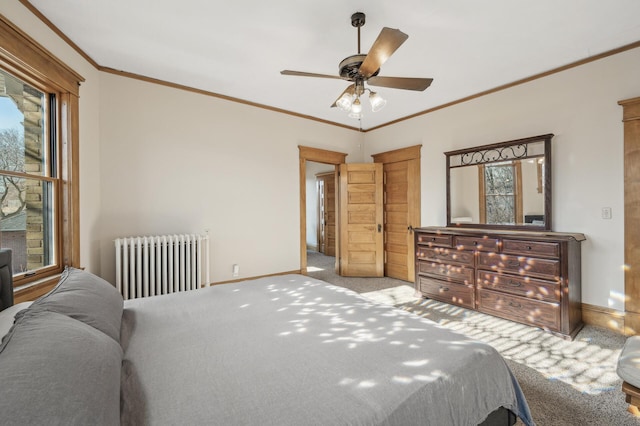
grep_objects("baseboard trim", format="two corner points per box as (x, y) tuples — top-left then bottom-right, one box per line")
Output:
(581, 302), (627, 335)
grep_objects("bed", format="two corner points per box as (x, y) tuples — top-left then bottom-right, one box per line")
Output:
(0, 260), (534, 425)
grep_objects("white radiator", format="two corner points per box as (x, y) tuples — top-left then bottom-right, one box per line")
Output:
(114, 234), (210, 300)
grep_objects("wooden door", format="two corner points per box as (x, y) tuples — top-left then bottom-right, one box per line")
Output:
(372, 146), (421, 282)
(316, 172), (336, 257)
(338, 163), (384, 277)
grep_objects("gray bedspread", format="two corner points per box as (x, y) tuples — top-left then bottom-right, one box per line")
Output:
(120, 274), (533, 426)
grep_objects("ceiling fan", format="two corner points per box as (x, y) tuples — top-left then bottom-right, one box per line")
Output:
(281, 12), (433, 118)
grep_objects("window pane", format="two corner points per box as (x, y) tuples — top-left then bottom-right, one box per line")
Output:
(485, 164), (515, 195)
(0, 69), (47, 176)
(486, 195), (515, 224)
(0, 175), (55, 273)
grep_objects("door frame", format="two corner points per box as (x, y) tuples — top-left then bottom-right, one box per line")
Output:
(299, 146), (347, 275)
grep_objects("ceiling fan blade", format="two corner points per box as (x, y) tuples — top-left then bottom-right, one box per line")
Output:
(359, 27), (408, 78)
(367, 76), (433, 91)
(280, 70), (343, 80)
(330, 84), (355, 108)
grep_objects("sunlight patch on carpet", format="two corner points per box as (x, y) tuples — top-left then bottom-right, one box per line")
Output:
(361, 285), (418, 306)
(398, 298), (623, 396)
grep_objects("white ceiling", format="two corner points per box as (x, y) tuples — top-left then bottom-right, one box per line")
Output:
(27, 0), (640, 130)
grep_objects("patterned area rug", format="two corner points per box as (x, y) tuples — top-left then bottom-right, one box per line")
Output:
(307, 251), (639, 426)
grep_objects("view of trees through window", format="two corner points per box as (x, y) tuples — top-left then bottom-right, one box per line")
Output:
(484, 162), (516, 224)
(0, 69), (55, 275)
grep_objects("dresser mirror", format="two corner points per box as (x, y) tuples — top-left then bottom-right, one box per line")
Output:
(445, 134), (552, 231)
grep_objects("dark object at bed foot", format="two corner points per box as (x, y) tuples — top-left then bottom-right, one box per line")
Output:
(479, 407), (517, 426)
(622, 381), (640, 416)
(0, 249), (13, 311)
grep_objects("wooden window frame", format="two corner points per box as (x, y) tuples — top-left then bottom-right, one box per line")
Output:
(0, 14), (83, 291)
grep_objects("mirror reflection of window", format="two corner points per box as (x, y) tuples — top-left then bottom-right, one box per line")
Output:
(479, 161), (522, 225)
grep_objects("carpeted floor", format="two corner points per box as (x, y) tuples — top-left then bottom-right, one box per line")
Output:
(306, 251), (639, 426)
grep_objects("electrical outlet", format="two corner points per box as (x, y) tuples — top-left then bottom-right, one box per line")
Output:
(602, 207), (612, 220)
(232, 264), (239, 277)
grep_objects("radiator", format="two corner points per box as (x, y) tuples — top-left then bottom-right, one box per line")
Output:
(114, 234), (210, 300)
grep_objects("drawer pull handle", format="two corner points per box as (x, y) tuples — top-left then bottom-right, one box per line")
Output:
(508, 301), (522, 308)
(507, 260), (521, 267)
(439, 286), (449, 292)
(508, 280), (522, 287)
(473, 241), (478, 246)
(527, 246), (532, 250)
(431, 237), (436, 241)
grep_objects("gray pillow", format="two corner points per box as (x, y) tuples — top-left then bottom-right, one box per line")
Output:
(30, 267), (123, 342)
(0, 310), (122, 426)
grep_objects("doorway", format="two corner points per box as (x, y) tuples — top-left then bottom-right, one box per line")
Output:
(299, 145), (421, 282)
(298, 146), (347, 275)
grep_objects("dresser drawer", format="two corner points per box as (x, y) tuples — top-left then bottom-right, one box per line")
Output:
(417, 260), (474, 284)
(502, 239), (560, 258)
(416, 246), (474, 266)
(454, 236), (499, 252)
(418, 276), (474, 309)
(477, 270), (560, 302)
(477, 290), (560, 330)
(477, 252), (560, 279)
(416, 233), (453, 247)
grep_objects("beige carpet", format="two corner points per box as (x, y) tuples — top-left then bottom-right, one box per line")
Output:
(306, 251), (639, 426)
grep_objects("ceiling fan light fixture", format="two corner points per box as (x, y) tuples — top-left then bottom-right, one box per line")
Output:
(351, 97), (362, 113)
(348, 97), (363, 118)
(336, 93), (354, 111)
(369, 91), (387, 112)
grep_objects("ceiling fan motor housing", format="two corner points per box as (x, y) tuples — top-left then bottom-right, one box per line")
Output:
(339, 54), (380, 80)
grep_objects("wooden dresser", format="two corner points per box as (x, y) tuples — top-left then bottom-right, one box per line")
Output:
(414, 227), (586, 339)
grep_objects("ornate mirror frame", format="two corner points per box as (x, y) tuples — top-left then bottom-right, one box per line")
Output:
(445, 134), (553, 231)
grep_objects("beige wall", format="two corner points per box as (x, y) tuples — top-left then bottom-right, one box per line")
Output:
(449, 165), (479, 223)
(364, 47), (640, 311)
(3, 0), (639, 311)
(97, 73), (362, 283)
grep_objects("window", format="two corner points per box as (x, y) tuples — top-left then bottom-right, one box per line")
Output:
(0, 70), (57, 277)
(0, 15), (83, 288)
(479, 161), (523, 225)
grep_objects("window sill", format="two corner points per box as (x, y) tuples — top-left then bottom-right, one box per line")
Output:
(14, 274), (61, 303)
